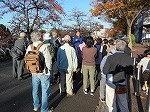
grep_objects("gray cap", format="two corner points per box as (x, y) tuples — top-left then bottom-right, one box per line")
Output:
(121, 37), (130, 44)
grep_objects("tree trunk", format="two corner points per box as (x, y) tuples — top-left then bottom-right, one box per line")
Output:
(127, 25), (132, 50)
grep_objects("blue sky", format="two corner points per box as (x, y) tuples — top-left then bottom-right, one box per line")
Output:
(58, 0), (111, 28)
(0, 0), (111, 28)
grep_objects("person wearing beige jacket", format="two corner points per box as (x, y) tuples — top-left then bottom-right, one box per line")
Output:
(25, 30), (52, 112)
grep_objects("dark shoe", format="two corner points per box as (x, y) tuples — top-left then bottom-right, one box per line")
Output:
(48, 107), (54, 112)
(67, 93), (75, 97)
(13, 74), (17, 78)
(13, 76), (17, 78)
(60, 92), (66, 96)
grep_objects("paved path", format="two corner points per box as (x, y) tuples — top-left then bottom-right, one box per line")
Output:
(0, 60), (100, 112)
(0, 44), (148, 112)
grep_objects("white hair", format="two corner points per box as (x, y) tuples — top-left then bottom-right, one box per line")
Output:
(19, 32), (26, 38)
(30, 30), (41, 42)
(115, 39), (127, 51)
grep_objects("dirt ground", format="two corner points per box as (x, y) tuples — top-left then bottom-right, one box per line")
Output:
(132, 44), (149, 58)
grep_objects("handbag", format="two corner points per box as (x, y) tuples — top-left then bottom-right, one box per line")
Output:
(142, 70), (150, 81)
(11, 47), (24, 60)
(115, 84), (126, 94)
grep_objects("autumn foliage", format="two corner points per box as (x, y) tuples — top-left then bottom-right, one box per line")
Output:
(0, 0), (64, 35)
(90, 0), (150, 49)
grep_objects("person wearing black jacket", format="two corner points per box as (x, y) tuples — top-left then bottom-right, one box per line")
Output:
(12, 32), (26, 80)
(103, 39), (133, 112)
(102, 38), (108, 58)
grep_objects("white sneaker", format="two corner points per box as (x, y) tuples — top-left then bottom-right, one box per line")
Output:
(83, 89), (88, 94)
(90, 92), (94, 96)
(90, 90), (94, 96)
(33, 108), (39, 111)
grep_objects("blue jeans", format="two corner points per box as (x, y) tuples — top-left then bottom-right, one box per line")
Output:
(32, 74), (50, 112)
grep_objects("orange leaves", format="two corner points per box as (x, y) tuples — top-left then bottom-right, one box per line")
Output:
(91, 4), (103, 16)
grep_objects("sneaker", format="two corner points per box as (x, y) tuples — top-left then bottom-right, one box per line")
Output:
(90, 92), (94, 96)
(48, 107), (54, 112)
(33, 108), (39, 111)
(83, 89), (88, 94)
(90, 90), (94, 96)
(18, 77), (23, 80)
(100, 98), (105, 102)
(67, 93), (75, 97)
(144, 91), (148, 95)
(60, 92), (66, 96)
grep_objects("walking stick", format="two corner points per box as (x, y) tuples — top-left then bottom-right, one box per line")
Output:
(126, 74), (132, 112)
(135, 66), (141, 96)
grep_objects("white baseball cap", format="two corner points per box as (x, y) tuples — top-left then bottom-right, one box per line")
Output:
(43, 33), (51, 40)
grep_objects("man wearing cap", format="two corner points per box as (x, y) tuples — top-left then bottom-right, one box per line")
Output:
(121, 37), (132, 56)
(12, 32), (26, 80)
(103, 39), (133, 112)
(57, 35), (78, 96)
(43, 33), (55, 85)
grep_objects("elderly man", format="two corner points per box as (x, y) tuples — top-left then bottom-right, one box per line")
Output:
(25, 30), (52, 112)
(12, 32), (26, 80)
(49, 30), (61, 83)
(57, 35), (78, 97)
(50, 30), (61, 48)
(103, 39), (133, 112)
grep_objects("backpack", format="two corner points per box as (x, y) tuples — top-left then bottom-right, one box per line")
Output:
(43, 40), (56, 59)
(48, 42), (56, 59)
(24, 43), (44, 73)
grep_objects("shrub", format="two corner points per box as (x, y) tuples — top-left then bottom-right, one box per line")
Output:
(131, 34), (136, 47)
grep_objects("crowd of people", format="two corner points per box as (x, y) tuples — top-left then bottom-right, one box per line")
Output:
(11, 30), (150, 112)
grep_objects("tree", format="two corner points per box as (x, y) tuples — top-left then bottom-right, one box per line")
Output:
(91, 0), (150, 49)
(65, 8), (87, 32)
(0, 0), (64, 37)
(0, 24), (11, 38)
